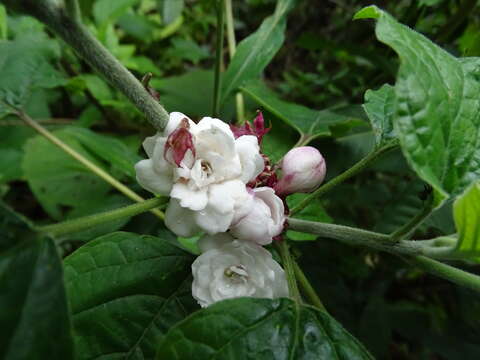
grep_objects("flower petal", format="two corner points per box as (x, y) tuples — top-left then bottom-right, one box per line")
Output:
(164, 112), (196, 136)
(198, 233), (235, 253)
(134, 159), (172, 195)
(235, 135), (264, 183)
(165, 199), (201, 237)
(170, 182), (208, 211)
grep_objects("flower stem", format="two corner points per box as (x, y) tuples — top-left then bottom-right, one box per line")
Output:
(292, 260), (326, 311)
(290, 141), (398, 216)
(212, 0), (225, 117)
(390, 196), (434, 241)
(224, 0), (245, 124)
(38, 197), (165, 237)
(407, 255), (480, 293)
(14, 110), (164, 220)
(3, 0), (169, 130)
(287, 218), (458, 259)
(276, 240), (302, 303)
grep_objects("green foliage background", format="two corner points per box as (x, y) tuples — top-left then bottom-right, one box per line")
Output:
(1, 0), (480, 359)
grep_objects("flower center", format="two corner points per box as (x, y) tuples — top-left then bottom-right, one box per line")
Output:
(224, 264), (248, 283)
(201, 160), (213, 177)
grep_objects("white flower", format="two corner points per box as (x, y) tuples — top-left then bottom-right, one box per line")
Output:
(230, 187), (285, 245)
(275, 146), (326, 196)
(192, 234), (289, 307)
(135, 112), (264, 236)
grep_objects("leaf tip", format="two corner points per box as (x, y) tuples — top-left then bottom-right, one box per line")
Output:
(353, 5), (382, 20)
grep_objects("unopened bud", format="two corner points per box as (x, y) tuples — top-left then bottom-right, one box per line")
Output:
(164, 118), (195, 166)
(274, 146), (326, 196)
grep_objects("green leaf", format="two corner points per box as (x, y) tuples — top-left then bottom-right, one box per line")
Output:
(22, 128), (125, 220)
(356, 6), (480, 206)
(0, 4), (7, 40)
(220, 0), (296, 103)
(0, 125), (34, 184)
(241, 80), (362, 138)
(363, 84), (396, 147)
(0, 33), (65, 116)
(0, 200), (37, 252)
(159, 0), (185, 25)
(453, 181), (480, 257)
(287, 193), (332, 241)
(64, 232), (196, 360)
(156, 297), (373, 359)
(0, 237), (74, 359)
(93, 0), (140, 25)
(62, 127), (141, 179)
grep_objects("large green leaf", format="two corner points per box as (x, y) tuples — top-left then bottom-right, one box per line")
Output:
(64, 232), (196, 360)
(220, 0), (296, 103)
(356, 6), (480, 206)
(0, 237), (74, 359)
(22, 127), (139, 222)
(0, 33), (65, 117)
(156, 297), (373, 359)
(241, 80), (363, 139)
(363, 84), (396, 147)
(0, 125), (34, 184)
(453, 181), (480, 257)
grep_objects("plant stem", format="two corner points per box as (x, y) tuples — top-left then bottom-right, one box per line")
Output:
(224, 0), (245, 124)
(64, 0), (81, 22)
(212, 0), (225, 117)
(3, 0), (169, 130)
(390, 196), (434, 241)
(292, 260), (326, 311)
(407, 255), (480, 293)
(38, 197), (165, 236)
(276, 240), (302, 303)
(290, 141), (398, 216)
(14, 110), (164, 220)
(287, 218), (458, 259)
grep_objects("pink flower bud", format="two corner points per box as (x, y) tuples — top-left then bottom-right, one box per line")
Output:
(274, 146), (326, 196)
(164, 118), (195, 166)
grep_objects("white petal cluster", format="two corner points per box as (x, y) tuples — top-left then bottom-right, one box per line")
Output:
(192, 234), (289, 308)
(135, 112), (265, 237)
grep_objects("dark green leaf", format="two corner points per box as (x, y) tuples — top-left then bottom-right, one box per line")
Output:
(0, 125), (34, 183)
(356, 6), (480, 206)
(363, 84), (396, 147)
(241, 80), (362, 138)
(64, 232), (196, 360)
(0, 33), (65, 116)
(156, 297), (373, 360)
(0, 237), (74, 359)
(220, 0), (296, 103)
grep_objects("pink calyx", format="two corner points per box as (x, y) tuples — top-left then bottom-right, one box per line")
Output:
(164, 118), (196, 166)
(230, 111), (270, 144)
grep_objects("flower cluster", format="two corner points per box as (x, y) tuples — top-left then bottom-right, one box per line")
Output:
(135, 112), (326, 307)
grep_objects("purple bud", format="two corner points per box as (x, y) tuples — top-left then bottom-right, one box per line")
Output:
(230, 110), (270, 144)
(274, 146), (326, 196)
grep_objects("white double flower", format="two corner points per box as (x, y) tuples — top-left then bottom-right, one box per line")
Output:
(191, 233), (289, 307)
(135, 112), (286, 242)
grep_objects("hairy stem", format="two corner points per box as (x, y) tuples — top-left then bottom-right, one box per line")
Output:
(276, 240), (302, 303)
(38, 197), (165, 236)
(390, 196), (434, 241)
(290, 141), (398, 215)
(212, 0), (225, 117)
(14, 110), (164, 220)
(224, 0), (245, 124)
(287, 218), (458, 259)
(292, 260), (326, 311)
(407, 255), (480, 294)
(3, 0), (169, 130)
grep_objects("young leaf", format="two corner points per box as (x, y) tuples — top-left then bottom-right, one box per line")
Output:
(220, 0), (296, 103)
(453, 181), (480, 257)
(241, 80), (363, 139)
(356, 6), (480, 206)
(156, 297), (373, 359)
(363, 84), (396, 147)
(64, 232), (197, 360)
(0, 237), (74, 359)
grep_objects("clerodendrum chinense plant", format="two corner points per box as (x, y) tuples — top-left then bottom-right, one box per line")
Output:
(1, 0), (480, 359)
